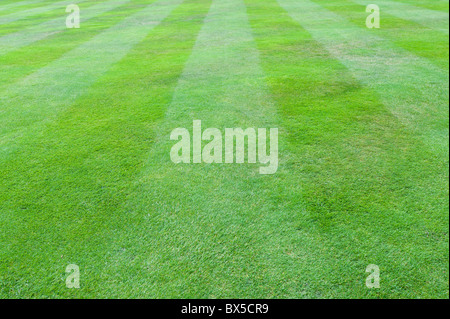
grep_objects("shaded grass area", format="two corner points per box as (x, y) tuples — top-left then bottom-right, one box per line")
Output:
(245, 0), (449, 298)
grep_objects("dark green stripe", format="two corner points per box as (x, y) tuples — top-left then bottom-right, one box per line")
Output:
(0, 0), (212, 298)
(245, 0), (449, 298)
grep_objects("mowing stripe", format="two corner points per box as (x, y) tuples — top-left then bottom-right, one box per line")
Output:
(0, 0), (183, 158)
(0, 0), (130, 56)
(392, 0), (450, 12)
(0, 0), (45, 13)
(0, 1), (147, 91)
(0, 0), (85, 25)
(245, 0), (449, 298)
(352, 0), (449, 34)
(98, 0), (330, 298)
(277, 0), (449, 156)
(314, 0), (449, 70)
(0, 0), (213, 298)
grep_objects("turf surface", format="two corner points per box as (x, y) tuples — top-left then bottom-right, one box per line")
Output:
(0, 0), (448, 298)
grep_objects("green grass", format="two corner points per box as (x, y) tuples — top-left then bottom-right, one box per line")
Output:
(395, 0), (449, 11)
(0, 0), (448, 298)
(0, 1), (50, 17)
(319, 0), (449, 69)
(0, 1), (90, 36)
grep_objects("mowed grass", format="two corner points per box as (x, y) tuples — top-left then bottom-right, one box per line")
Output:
(0, 0), (448, 298)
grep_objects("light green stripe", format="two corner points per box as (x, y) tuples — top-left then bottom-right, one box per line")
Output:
(103, 0), (318, 298)
(0, 0), (45, 13)
(0, 0), (85, 25)
(0, 0), (213, 298)
(163, 1), (275, 127)
(277, 0), (449, 155)
(353, 0), (449, 34)
(0, 0), (183, 156)
(0, 0), (130, 56)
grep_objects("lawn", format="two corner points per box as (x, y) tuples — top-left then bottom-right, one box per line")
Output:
(0, 0), (448, 298)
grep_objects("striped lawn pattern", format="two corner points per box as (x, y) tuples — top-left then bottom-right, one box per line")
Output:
(0, 0), (45, 13)
(314, 0), (449, 70)
(353, 0), (449, 34)
(0, 0), (85, 25)
(394, 0), (449, 11)
(0, 0), (448, 298)
(99, 0), (308, 298)
(0, 0), (182, 160)
(278, 0), (449, 155)
(0, 0), (130, 56)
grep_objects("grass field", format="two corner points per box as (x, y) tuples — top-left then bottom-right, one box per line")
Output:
(0, 0), (448, 299)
